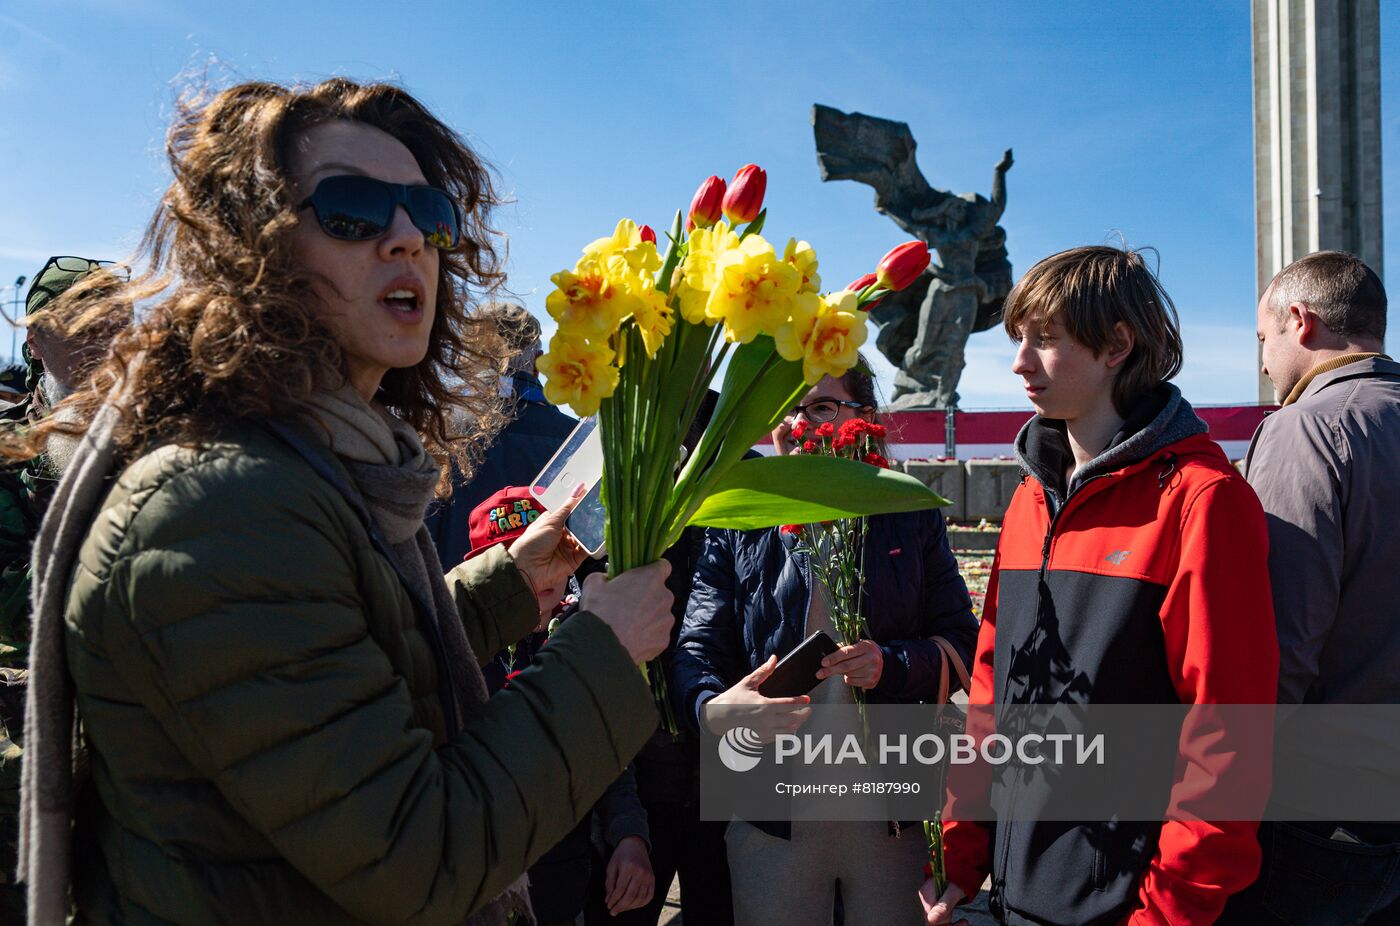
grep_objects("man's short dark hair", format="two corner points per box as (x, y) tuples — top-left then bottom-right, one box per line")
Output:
(1269, 251), (1387, 342)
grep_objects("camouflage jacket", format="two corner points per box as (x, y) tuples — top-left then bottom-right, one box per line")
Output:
(0, 393), (56, 670)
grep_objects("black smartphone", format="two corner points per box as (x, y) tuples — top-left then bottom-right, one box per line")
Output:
(758, 630), (840, 698)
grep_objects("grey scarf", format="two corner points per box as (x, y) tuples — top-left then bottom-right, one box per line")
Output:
(19, 403), (121, 924)
(20, 392), (532, 925)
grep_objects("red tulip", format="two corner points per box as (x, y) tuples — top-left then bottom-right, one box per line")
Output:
(847, 272), (879, 293)
(847, 271), (889, 311)
(722, 163), (767, 224)
(688, 175), (726, 230)
(876, 241), (931, 291)
(638, 224), (657, 245)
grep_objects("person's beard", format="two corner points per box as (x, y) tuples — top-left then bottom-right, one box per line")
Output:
(42, 370), (74, 405)
(40, 371), (81, 475)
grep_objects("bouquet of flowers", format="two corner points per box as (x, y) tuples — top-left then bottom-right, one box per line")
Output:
(537, 164), (948, 731)
(782, 416), (891, 727)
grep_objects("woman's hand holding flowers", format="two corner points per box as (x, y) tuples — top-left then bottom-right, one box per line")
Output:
(816, 639), (884, 689)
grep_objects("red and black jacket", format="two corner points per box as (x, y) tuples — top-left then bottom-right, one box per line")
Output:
(944, 386), (1279, 926)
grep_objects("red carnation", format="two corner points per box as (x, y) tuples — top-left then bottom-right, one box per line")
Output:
(815, 422), (835, 438)
(864, 452), (891, 469)
(868, 423), (887, 438)
(802, 440), (816, 453)
(780, 524), (802, 536)
(791, 419), (808, 439)
(504, 669), (524, 688)
(832, 435), (853, 452)
(837, 418), (869, 440)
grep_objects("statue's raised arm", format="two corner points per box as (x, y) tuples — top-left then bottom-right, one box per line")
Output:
(991, 148), (1013, 217)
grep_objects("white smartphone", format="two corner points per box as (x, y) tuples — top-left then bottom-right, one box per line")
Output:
(530, 417), (607, 557)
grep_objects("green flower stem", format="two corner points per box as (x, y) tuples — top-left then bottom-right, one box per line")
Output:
(603, 323), (680, 736)
(923, 814), (947, 896)
(642, 321), (724, 562)
(671, 347), (779, 506)
(664, 352), (804, 551)
(634, 330), (675, 546)
(626, 326), (645, 564)
(655, 210), (685, 296)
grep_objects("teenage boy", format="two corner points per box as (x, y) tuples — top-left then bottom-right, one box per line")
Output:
(921, 246), (1279, 925)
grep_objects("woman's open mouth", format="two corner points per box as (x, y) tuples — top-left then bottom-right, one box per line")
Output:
(380, 287), (424, 323)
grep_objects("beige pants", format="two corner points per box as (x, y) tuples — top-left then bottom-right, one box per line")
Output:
(725, 818), (929, 926)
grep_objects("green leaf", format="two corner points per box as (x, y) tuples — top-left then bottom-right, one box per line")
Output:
(715, 349), (807, 465)
(686, 455), (948, 530)
(665, 337), (808, 542)
(739, 208), (767, 239)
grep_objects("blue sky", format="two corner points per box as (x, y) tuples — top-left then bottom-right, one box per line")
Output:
(0, 1), (1395, 408)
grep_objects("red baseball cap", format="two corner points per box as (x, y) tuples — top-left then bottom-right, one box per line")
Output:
(466, 487), (544, 560)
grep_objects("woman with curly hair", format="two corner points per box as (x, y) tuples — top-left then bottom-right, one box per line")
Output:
(15, 78), (674, 925)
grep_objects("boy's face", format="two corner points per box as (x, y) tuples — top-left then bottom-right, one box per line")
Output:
(1011, 314), (1124, 421)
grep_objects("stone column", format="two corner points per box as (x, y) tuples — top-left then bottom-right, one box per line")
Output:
(1252, 0), (1383, 403)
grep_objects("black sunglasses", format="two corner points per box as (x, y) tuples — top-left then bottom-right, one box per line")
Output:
(298, 175), (462, 249)
(789, 398), (871, 423)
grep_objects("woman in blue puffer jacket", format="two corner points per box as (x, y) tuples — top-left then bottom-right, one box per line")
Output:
(672, 359), (978, 926)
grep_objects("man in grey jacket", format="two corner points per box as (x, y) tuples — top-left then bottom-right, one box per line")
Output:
(1221, 250), (1400, 924)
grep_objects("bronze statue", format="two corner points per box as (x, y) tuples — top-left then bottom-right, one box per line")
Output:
(813, 103), (1013, 408)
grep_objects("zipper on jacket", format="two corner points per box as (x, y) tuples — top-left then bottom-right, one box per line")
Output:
(993, 469), (1116, 903)
(1155, 452), (1177, 490)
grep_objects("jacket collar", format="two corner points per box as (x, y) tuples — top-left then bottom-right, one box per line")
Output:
(1014, 383), (1207, 505)
(1284, 354), (1396, 407)
(510, 371), (548, 405)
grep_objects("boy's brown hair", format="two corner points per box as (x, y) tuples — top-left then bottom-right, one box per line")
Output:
(1003, 245), (1184, 415)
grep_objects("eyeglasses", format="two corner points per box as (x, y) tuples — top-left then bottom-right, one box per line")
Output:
(25, 256), (128, 315)
(298, 175), (462, 249)
(788, 398), (871, 423)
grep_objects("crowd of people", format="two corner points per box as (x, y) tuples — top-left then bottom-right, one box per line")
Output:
(0, 75), (1393, 926)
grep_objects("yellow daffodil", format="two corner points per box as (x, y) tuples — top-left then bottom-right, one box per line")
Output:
(537, 333), (620, 416)
(774, 289), (869, 384)
(583, 218), (663, 277)
(705, 234), (804, 344)
(783, 238), (821, 294)
(774, 292), (820, 363)
(676, 223), (741, 324)
(623, 274), (674, 358)
(546, 258), (637, 340)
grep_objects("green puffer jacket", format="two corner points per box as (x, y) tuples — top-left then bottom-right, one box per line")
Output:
(62, 423), (657, 924)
